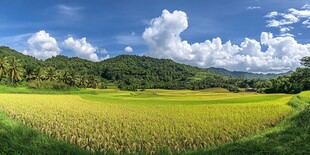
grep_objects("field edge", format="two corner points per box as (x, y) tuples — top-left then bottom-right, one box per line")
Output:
(0, 112), (90, 154)
(188, 91), (310, 155)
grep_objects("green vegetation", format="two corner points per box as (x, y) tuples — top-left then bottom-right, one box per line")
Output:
(0, 89), (292, 154)
(207, 67), (292, 80)
(0, 46), (103, 90)
(1, 46), (310, 93)
(0, 113), (88, 154)
(0, 46), (310, 154)
(0, 46), (274, 92)
(192, 91), (310, 154)
(0, 85), (97, 95)
(266, 57), (310, 94)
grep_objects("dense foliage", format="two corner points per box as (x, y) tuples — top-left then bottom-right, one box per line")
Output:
(0, 47), (104, 90)
(99, 55), (198, 90)
(0, 46), (298, 92)
(0, 46), (244, 91)
(266, 57), (310, 94)
(98, 55), (274, 91)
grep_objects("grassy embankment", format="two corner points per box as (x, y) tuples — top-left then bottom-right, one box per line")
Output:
(190, 91), (310, 154)
(0, 85), (98, 95)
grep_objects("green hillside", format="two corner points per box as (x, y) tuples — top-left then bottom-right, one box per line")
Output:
(0, 46), (240, 91)
(0, 46), (304, 92)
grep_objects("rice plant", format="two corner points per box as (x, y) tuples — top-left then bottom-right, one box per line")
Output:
(0, 90), (292, 154)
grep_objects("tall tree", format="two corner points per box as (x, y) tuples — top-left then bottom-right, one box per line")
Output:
(0, 57), (9, 81)
(33, 67), (46, 81)
(8, 57), (24, 83)
(61, 69), (72, 84)
(88, 75), (99, 89)
(78, 75), (88, 88)
(46, 67), (57, 81)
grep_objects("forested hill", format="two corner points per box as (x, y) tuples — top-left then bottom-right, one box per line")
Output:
(100, 55), (208, 81)
(0, 46), (271, 91)
(207, 67), (293, 80)
(0, 46), (287, 80)
(0, 46), (216, 89)
(0, 46), (42, 74)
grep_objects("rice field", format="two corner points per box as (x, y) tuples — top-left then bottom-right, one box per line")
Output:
(0, 89), (293, 154)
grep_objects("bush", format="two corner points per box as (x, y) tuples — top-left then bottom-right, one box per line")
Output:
(28, 81), (71, 91)
(226, 85), (240, 93)
(257, 88), (266, 94)
(98, 82), (107, 89)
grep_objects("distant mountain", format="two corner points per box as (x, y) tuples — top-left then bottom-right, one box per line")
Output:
(206, 67), (293, 80)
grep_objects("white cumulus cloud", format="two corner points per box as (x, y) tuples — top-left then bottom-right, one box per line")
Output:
(265, 11), (278, 18)
(302, 4), (310, 9)
(302, 19), (310, 28)
(23, 30), (61, 60)
(124, 46), (133, 52)
(265, 4), (310, 34)
(143, 9), (310, 73)
(63, 37), (109, 61)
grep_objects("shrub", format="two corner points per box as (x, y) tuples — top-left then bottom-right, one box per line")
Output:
(28, 81), (71, 91)
(98, 82), (107, 89)
(257, 88), (266, 94)
(226, 85), (240, 93)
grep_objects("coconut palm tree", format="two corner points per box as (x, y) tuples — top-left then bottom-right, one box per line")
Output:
(61, 69), (72, 85)
(0, 57), (9, 81)
(33, 67), (46, 81)
(46, 67), (57, 81)
(25, 71), (35, 82)
(88, 75), (99, 89)
(8, 57), (24, 83)
(79, 75), (88, 88)
(68, 71), (80, 87)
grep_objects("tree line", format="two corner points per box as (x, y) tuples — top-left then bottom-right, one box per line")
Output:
(1, 46), (309, 93)
(0, 56), (104, 90)
(265, 56), (310, 94)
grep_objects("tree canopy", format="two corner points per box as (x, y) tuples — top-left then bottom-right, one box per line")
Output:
(1, 46), (307, 93)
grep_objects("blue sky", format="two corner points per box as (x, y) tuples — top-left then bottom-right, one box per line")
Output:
(0, 0), (310, 72)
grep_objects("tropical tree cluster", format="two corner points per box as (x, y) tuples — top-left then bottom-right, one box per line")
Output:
(3, 46), (308, 93)
(0, 46), (109, 90)
(99, 54), (272, 92)
(265, 56), (310, 94)
(0, 57), (24, 84)
(0, 57), (104, 90)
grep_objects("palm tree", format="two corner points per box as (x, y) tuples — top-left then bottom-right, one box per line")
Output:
(68, 72), (80, 87)
(61, 69), (72, 85)
(60, 69), (80, 87)
(25, 70), (35, 82)
(8, 57), (24, 83)
(55, 70), (63, 82)
(46, 67), (57, 81)
(88, 75), (99, 89)
(79, 75), (88, 88)
(0, 57), (9, 81)
(33, 67), (46, 81)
